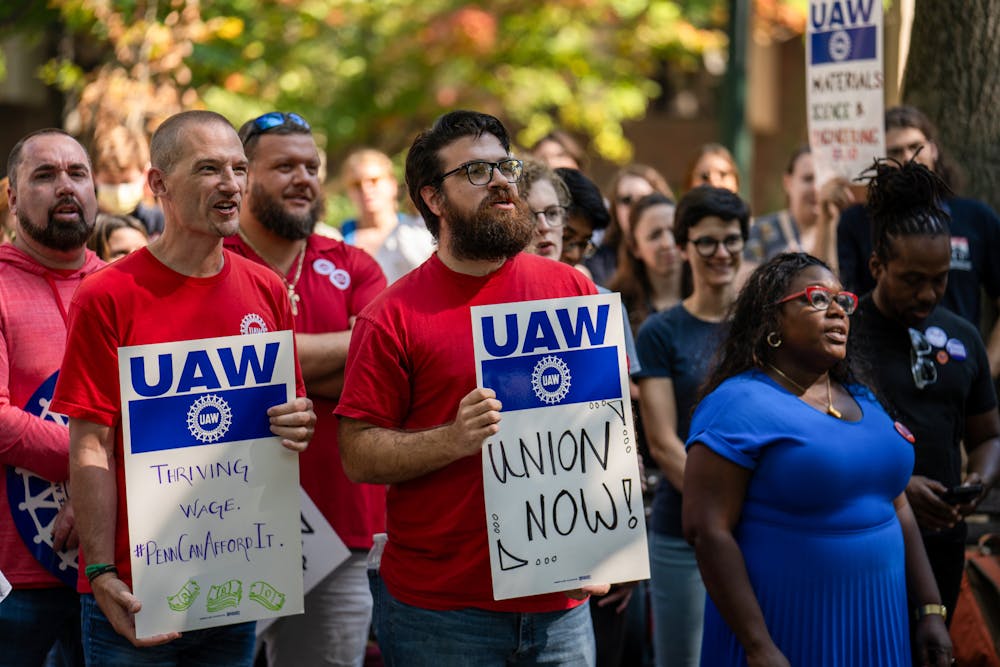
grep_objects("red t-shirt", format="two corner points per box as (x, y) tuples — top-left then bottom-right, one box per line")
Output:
(51, 247), (304, 593)
(225, 234), (388, 549)
(335, 252), (597, 612)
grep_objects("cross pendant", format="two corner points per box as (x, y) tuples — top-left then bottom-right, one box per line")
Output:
(288, 288), (300, 316)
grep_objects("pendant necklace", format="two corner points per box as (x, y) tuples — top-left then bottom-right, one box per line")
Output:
(238, 230), (306, 316)
(766, 363), (843, 419)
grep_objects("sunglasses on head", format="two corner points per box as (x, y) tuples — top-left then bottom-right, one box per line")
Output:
(242, 112), (311, 144)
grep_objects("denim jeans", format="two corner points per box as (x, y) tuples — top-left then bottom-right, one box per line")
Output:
(0, 586), (83, 667)
(648, 531), (704, 667)
(368, 569), (595, 666)
(80, 594), (255, 666)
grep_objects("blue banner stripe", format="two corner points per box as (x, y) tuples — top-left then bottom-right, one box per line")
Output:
(810, 26), (877, 64)
(127, 384), (286, 454)
(481, 347), (622, 412)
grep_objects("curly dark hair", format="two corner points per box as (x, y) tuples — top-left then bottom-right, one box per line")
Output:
(863, 156), (951, 262)
(699, 252), (863, 400)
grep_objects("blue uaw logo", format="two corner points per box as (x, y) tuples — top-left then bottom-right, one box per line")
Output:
(5, 371), (79, 586)
(531, 355), (572, 405)
(186, 394), (233, 443)
(828, 29), (852, 62)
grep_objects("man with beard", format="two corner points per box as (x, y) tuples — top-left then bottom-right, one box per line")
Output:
(849, 158), (1000, 633)
(335, 110), (605, 666)
(50, 110), (317, 664)
(0, 128), (102, 665)
(225, 112), (387, 667)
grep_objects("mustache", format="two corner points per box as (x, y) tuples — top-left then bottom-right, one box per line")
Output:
(50, 196), (82, 214)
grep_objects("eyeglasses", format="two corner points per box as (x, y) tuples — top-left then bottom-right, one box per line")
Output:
(908, 327), (938, 389)
(438, 159), (523, 186)
(531, 205), (567, 228)
(616, 194), (636, 206)
(242, 112), (311, 145)
(776, 285), (858, 315)
(690, 234), (744, 258)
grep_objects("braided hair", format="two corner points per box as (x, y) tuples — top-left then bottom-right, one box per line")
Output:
(863, 156), (951, 262)
(699, 252), (861, 400)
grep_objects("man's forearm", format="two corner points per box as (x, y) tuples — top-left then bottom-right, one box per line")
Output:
(339, 418), (463, 485)
(69, 420), (119, 565)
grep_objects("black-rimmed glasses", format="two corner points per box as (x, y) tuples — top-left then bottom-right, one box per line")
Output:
(531, 205), (567, 228)
(690, 234), (744, 258)
(909, 328), (938, 389)
(242, 112), (311, 144)
(776, 286), (858, 315)
(438, 159), (523, 186)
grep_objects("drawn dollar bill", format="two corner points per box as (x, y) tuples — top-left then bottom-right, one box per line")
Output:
(249, 581), (286, 611)
(206, 579), (242, 612)
(166, 579), (201, 612)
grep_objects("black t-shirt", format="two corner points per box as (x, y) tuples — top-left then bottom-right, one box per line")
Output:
(849, 294), (996, 489)
(837, 197), (1000, 327)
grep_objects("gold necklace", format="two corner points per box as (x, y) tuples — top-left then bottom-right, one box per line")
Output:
(766, 363), (842, 419)
(238, 229), (307, 315)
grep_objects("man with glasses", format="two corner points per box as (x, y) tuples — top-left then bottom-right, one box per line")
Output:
(555, 167), (610, 276)
(226, 112), (387, 667)
(849, 158), (1000, 629)
(51, 110), (317, 665)
(335, 110), (606, 665)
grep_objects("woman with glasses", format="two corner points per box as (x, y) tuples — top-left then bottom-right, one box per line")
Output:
(518, 159), (569, 260)
(554, 168), (610, 277)
(587, 164), (673, 288)
(683, 250), (952, 666)
(849, 158), (1000, 642)
(633, 186), (749, 667)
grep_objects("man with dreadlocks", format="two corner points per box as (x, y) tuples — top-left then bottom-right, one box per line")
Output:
(849, 158), (1000, 631)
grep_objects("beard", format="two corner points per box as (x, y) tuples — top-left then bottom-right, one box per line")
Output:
(250, 182), (324, 241)
(18, 198), (95, 252)
(442, 186), (534, 262)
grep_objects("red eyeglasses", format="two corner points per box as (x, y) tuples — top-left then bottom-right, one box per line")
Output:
(776, 285), (858, 315)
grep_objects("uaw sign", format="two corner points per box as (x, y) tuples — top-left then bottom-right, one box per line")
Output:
(807, 0), (885, 186)
(472, 293), (649, 600)
(119, 331), (303, 638)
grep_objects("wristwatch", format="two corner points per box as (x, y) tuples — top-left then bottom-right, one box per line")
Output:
(914, 603), (947, 622)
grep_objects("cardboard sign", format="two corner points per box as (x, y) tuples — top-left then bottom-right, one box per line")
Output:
(807, 0), (885, 185)
(118, 331), (304, 637)
(472, 294), (649, 600)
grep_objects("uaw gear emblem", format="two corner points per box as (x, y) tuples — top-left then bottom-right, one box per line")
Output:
(240, 313), (268, 335)
(531, 355), (572, 405)
(6, 372), (79, 586)
(186, 394), (233, 443)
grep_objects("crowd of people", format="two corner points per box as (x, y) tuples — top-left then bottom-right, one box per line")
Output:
(0, 101), (998, 667)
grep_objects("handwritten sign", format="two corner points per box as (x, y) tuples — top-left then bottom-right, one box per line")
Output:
(119, 331), (304, 638)
(807, 0), (885, 185)
(472, 293), (649, 600)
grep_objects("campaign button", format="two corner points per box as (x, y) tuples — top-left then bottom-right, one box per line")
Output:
(925, 326), (947, 348)
(945, 338), (967, 361)
(894, 421), (916, 444)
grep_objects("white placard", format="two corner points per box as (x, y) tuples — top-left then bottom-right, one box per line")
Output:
(118, 331), (304, 638)
(256, 488), (350, 635)
(807, 0), (885, 186)
(0, 568), (10, 603)
(472, 293), (649, 600)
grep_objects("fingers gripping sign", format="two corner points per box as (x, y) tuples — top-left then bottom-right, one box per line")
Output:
(450, 388), (503, 458)
(268, 396), (317, 452)
(92, 573), (181, 647)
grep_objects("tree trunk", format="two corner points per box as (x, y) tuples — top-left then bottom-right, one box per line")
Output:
(903, 0), (1000, 210)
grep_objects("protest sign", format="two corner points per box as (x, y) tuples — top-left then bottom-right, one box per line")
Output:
(256, 488), (349, 635)
(807, 0), (885, 186)
(472, 293), (649, 600)
(118, 331), (304, 637)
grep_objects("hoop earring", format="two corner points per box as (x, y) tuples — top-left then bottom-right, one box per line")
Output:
(766, 332), (782, 348)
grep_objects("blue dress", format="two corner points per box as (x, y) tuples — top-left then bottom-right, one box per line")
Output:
(686, 370), (914, 666)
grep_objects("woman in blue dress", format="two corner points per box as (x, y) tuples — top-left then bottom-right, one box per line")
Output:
(682, 252), (952, 666)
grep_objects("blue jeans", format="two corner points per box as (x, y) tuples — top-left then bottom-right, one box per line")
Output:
(80, 594), (255, 666)
(368, 570), (595, 666)
(0, 586), (83, 667)
(648, 531), (704, 667)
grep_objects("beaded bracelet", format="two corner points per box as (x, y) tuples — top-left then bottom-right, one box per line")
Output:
(85, 563), (118, 583)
